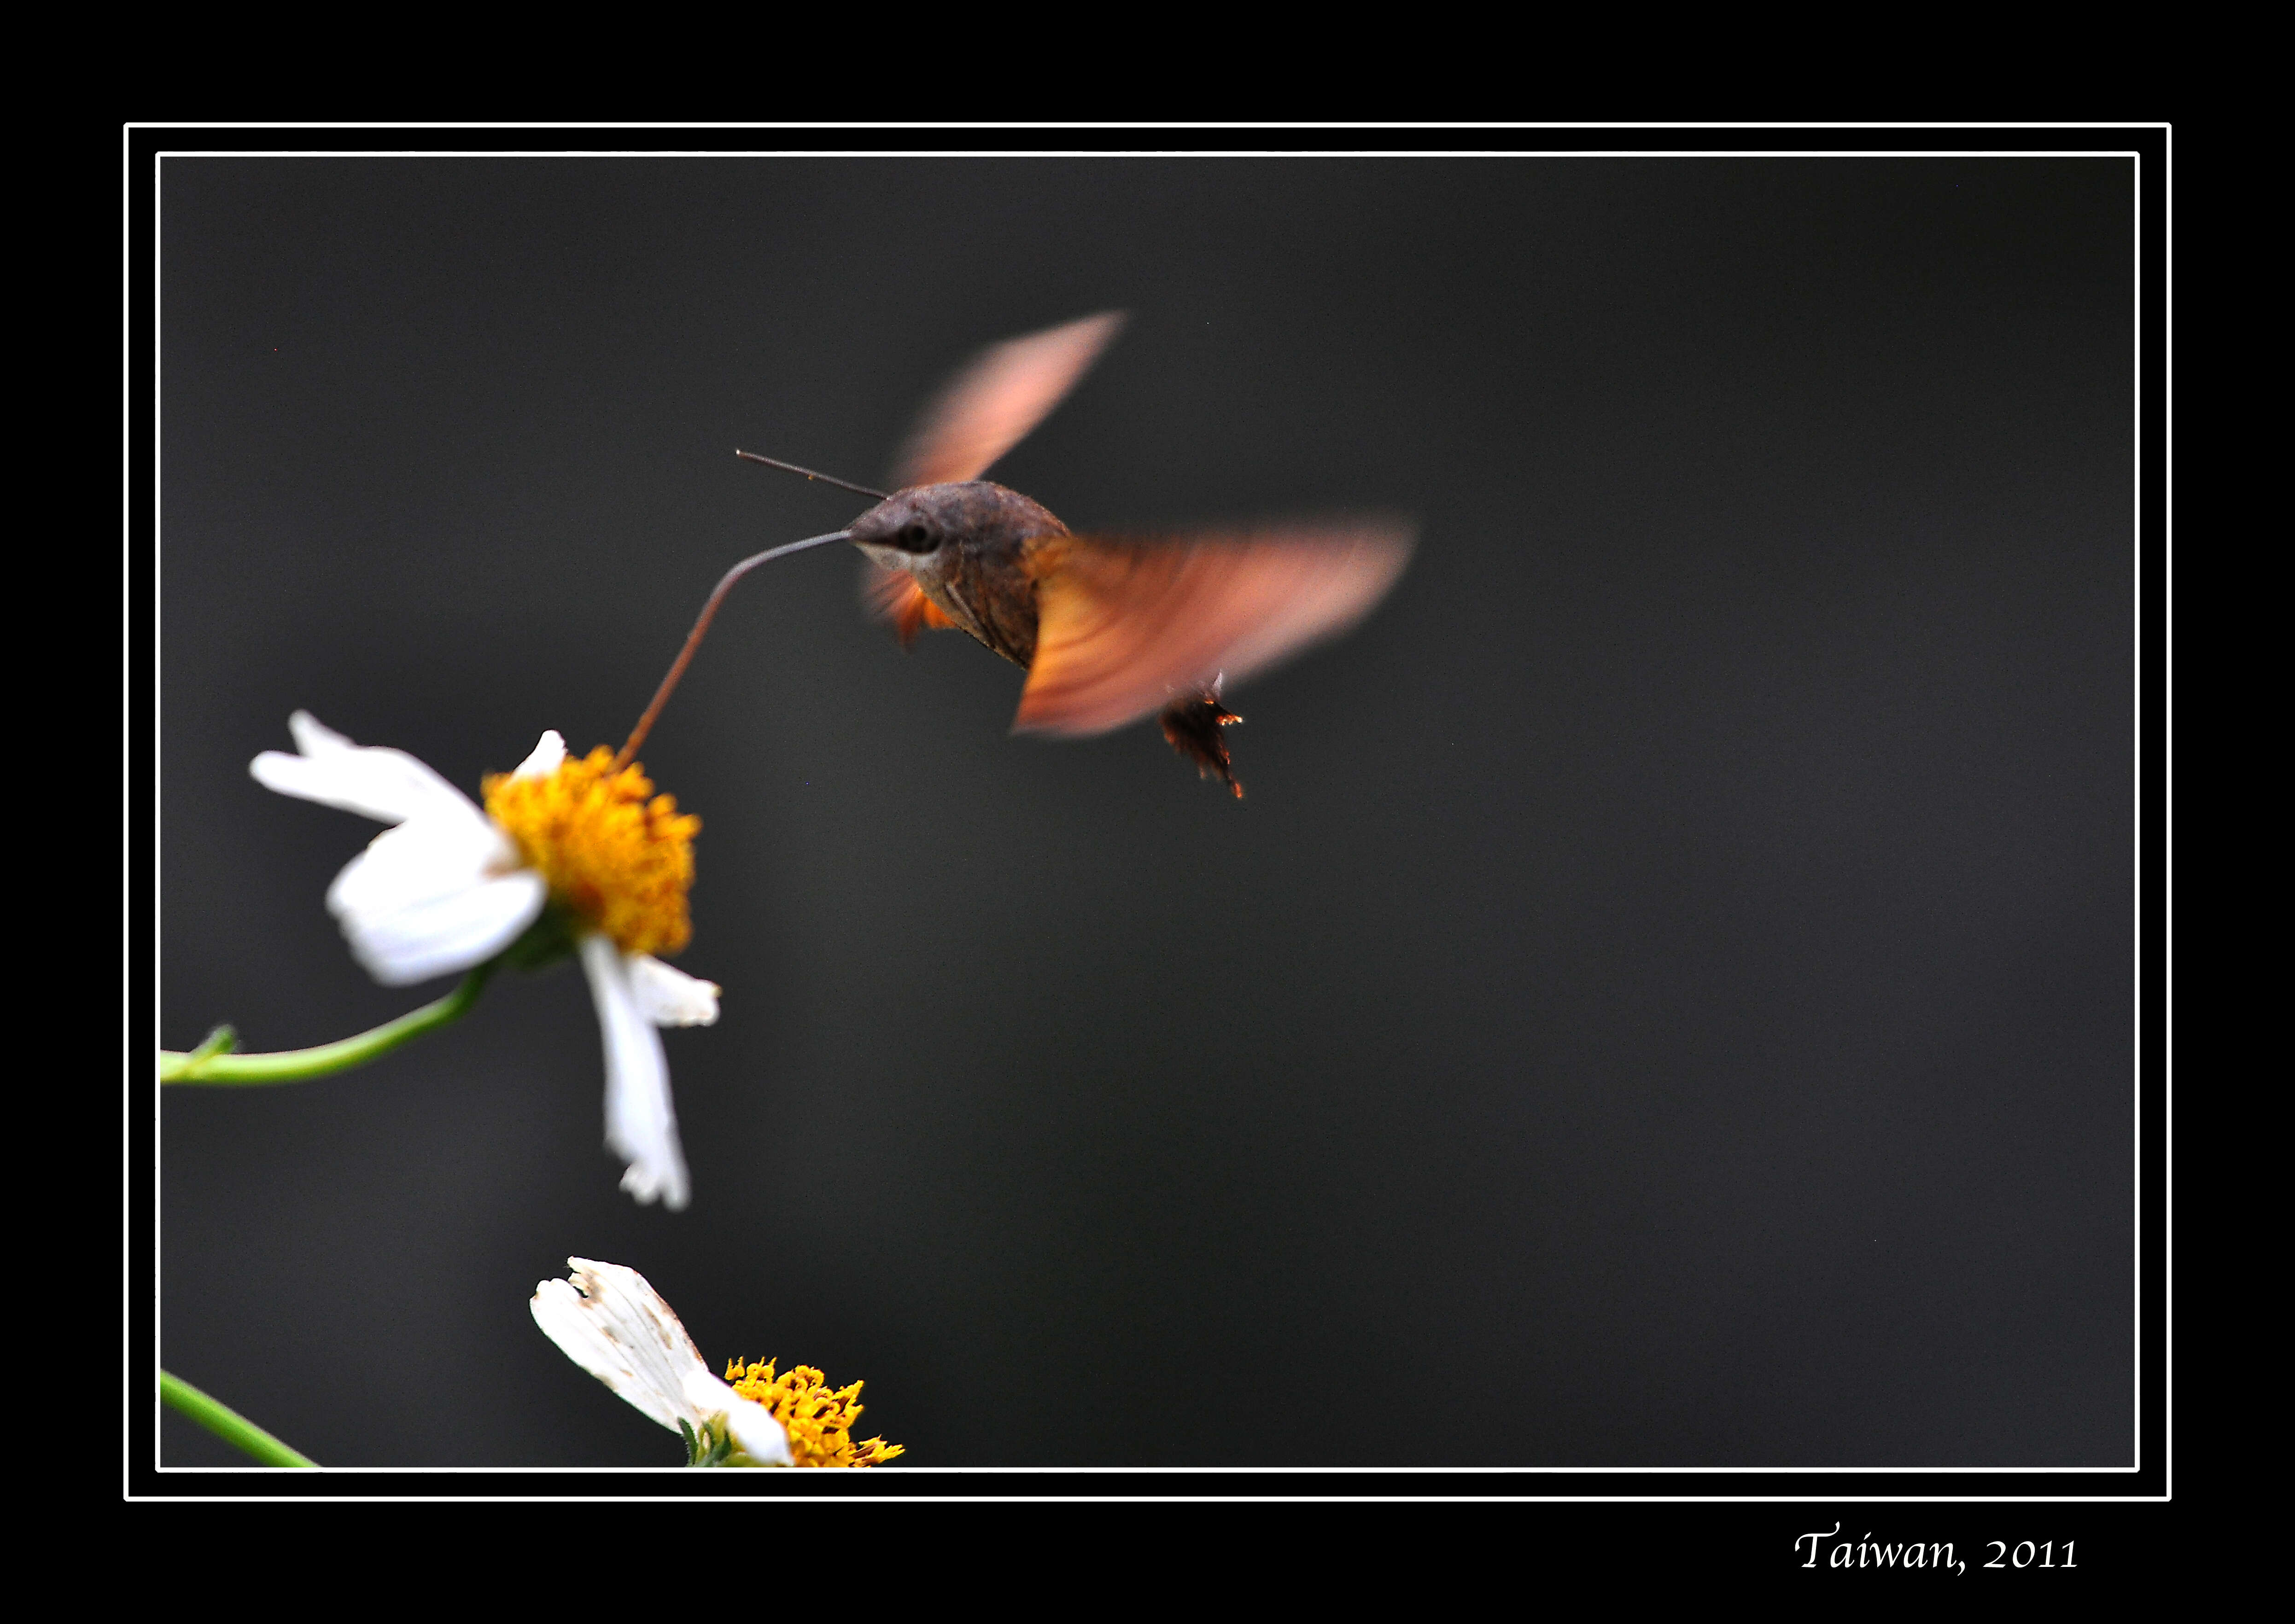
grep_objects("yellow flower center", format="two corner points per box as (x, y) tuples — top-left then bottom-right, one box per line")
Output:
(726, 1357), (904, 1467)
(482, 748), (700, 959)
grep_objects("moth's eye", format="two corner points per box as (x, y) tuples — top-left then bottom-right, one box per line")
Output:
(898, 523), (937, 552)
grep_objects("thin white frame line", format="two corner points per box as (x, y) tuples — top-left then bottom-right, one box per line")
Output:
(128, 120), (2172, 132)
(124, 124), (142, 1504)
(148, 140), (168, 1488)
(113, 1494), (2185, 1504)
(152, 148), (2145, 161)
(136, 139), (2162, 1491)
(152, 1459), (2139, 1468)
(2131, 148), (2144, 1479)
(2160, 123), (2173, 1501)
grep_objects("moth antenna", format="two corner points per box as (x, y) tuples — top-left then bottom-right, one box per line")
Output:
(735, 450), (890, 501)
(612, 530), (852, 769)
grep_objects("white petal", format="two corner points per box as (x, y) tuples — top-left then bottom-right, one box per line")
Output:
(513, 730), (568, 780)
(529, 1258), (791, 1466)
(338, 867), (547, 985)
(582, 936), (693, 1211)
(251, 713), (485, 827)
(321, 809), (541, 984)
(287, 710), (357, 756)
(529, 1259), (794, 1466)
(530, 1269), (701, 1437)
(715, 1387), (796, 1467)
(326, 808), (520, 920)
(629, 956), (721, 1027)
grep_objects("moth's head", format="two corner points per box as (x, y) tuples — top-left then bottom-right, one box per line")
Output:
(849, 482), (1067, 574)
(849, 488), (958, 568)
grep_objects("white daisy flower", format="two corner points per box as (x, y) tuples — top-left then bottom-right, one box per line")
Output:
(531, 1259), (902, 1467)
(251, 711), (719, 1209)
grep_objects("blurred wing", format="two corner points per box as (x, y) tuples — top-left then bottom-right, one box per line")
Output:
(863, 562), (958, 648)
(1015, 523), (1414, 737)
(893, 311), (1127, 489)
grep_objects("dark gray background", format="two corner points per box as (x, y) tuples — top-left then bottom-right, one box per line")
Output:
(159, 157), (2132, 1467)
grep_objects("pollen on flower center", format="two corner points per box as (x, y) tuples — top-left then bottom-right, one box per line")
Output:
(483, 748), (700, 959)
(726, 1357), (904, 1467)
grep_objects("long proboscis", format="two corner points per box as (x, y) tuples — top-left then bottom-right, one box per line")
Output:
(612, 530), (853, 769)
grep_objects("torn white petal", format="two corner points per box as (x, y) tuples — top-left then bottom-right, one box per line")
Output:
(251, 713), (485, 827)
(582, 935), (693, 1211)
(629, 955), (721, 1028)
(529, 1258), (792, 1466)
(251, 745), (468, 827)
(529, 1259), (710, 1431)
(512, 730), (568, 780)
(287, 710), (356, 757)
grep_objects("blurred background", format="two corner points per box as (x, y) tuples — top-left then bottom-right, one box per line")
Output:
(158, 157), (2132, 1466)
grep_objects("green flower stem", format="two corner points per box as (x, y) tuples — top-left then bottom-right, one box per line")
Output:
(160, 962), (497, 1085)
(160, 1370), (318, 1467)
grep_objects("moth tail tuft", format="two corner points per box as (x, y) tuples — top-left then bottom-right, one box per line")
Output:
(1159, 686), (1245, 799)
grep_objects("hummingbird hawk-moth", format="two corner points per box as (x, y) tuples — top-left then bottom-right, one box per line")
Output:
(742, 313), (1413, 797)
